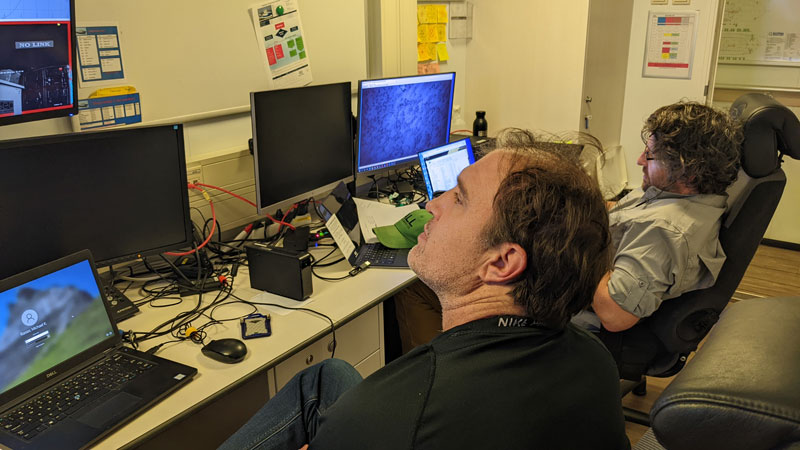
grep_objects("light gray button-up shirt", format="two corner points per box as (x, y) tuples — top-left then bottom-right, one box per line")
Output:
(606, 186), (728, 319)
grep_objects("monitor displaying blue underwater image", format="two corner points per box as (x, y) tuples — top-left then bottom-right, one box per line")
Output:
(356, 72), (455, 173)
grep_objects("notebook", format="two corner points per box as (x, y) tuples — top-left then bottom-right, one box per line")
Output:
(0, 250), (197, 449)
(316, 183), (411, 268)
(418, 138), (476, 200)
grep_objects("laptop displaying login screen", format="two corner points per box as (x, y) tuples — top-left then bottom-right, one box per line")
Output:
(0, 260), (114, 394)
(418, 138), (475, 200)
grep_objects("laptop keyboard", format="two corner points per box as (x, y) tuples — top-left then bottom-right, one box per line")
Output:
(0, 352), (156, 441)
(359, 244), (399, 266)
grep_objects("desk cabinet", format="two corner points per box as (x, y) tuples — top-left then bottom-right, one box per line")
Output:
(273, 304), (385, 391)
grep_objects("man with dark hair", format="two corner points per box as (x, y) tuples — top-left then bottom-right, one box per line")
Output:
(585, 101), (743, 332)
(220, 129), (630, 450)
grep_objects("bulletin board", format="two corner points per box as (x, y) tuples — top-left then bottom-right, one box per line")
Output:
(73, 0), (368, 124)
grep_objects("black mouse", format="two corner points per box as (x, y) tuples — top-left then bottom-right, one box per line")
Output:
(201, 338), (248, 364)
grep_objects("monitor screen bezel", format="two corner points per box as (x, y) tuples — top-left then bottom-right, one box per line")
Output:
(355, 72), (456, 174)
(0, 0), (79, 127)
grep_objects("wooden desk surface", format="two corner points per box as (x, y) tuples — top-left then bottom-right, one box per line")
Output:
(94, 250), (416, 449)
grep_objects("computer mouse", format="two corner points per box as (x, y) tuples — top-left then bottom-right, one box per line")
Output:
(201, 338), (248, 364)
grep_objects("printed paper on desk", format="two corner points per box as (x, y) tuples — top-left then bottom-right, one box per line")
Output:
(325, 214), (356, 260)
(353, 198), (420, 244)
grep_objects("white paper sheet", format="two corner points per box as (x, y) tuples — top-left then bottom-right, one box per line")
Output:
(353, 198), (420, 244)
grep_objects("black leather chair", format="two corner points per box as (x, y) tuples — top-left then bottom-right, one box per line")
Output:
(597, 93), (800, 424)
(633, 296), (800, 450)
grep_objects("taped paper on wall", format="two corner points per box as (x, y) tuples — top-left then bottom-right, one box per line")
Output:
(250, 0), (313, 89)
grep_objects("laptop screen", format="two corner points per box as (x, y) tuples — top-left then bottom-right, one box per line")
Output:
(418, 138), (475, 200)
(0, 259), (115, 394)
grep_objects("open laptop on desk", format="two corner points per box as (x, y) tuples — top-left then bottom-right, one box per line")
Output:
(418, 138), (476, 200)
(0, 250), (197, 450)
(316, 183), (413, 268)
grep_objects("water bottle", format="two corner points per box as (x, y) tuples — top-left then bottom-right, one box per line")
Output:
(473, 111), (487, 137)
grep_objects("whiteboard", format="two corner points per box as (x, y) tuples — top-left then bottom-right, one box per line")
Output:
(718, 0), (800, 66)
(74, 0), (368, 124)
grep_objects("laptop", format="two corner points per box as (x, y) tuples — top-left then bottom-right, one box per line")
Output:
(418, 138), (476, 200)
(0, 250), (197, 449)
(316, 183), (411, 268)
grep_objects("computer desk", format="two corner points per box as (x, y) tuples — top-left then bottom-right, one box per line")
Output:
(93, 246), (417, 449)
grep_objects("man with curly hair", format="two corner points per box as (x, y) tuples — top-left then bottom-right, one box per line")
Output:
(584, 101), (743, 332)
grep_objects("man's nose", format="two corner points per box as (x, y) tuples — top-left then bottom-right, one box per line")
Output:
(636, 151), (647, 166)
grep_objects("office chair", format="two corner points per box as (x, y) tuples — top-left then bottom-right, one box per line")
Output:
(597, 93), (800, 425)
(632, 296), (800, 450)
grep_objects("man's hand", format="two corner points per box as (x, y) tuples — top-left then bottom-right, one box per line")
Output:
(299, 445), (309, 450)
(592, 272), (639, 332)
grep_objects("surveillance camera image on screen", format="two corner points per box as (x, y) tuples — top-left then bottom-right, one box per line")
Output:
(0, 0), (78, 125)
(0, 260), (113, 393)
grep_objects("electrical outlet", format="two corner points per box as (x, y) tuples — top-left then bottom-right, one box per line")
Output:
(186, 165), (203, 184)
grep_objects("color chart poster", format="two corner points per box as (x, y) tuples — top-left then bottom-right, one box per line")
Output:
(642, 11), (698, 79)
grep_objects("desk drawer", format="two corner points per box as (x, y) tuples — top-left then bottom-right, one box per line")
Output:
(274, 305), (382, 390)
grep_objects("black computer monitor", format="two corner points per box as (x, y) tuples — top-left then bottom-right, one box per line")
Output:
(0, 0), (78, 126)
(355, 72), (455, 174)
(250, 82), (354, 214)
(0, 125), (193, 280)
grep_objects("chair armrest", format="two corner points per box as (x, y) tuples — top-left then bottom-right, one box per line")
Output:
(650, 297), (800, 450)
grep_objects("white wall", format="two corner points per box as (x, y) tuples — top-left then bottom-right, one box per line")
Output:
(618, 0), (722, 187)
(462, 0), (590, 135)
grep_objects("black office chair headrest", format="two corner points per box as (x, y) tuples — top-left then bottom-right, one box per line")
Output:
(730, 93), (800, 178)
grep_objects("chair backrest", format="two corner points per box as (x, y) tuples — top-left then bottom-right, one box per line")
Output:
(601, 93), (800, 380)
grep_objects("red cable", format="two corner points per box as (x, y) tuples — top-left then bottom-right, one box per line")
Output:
(164, 184), (216, 256)
(194, 182), (295, 230)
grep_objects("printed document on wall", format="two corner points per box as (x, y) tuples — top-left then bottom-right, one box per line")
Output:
(642, 11), (698, 79)
(250, 0), (313, 89)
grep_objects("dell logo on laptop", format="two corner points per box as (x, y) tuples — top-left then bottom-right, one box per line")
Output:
(46, 371), (57, 378)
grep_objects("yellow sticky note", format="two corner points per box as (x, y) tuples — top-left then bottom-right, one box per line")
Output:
(417, 24), (426, 43)
(436, 42), (449, 61)
(437, 5), (448, 23)
(418, 5), (436, 24)
(435, 24), (447, 42)
(426, 24), (439, 43)
(417, 43), (436, 61)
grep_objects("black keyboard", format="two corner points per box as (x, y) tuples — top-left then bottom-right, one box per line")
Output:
(0, 352), (156, 441)
(358, 244), (400, 266)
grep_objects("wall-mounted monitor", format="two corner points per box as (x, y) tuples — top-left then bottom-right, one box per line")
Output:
(356, 72), (455, 173)
(0, 0), (78, 126)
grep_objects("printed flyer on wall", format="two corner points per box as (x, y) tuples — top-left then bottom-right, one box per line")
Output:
(250, 0), (313, 89)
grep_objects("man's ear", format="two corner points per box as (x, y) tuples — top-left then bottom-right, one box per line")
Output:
(479, 243), (527, 284)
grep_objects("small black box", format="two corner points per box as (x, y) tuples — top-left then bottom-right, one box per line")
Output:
(245, 243), (313, 300)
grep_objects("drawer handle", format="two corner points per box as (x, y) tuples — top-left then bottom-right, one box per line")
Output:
(305, 354), (314, 365)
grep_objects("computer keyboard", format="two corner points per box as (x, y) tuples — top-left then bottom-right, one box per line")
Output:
(358, 244), (399, 266)
(0, 353), (156, 440)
